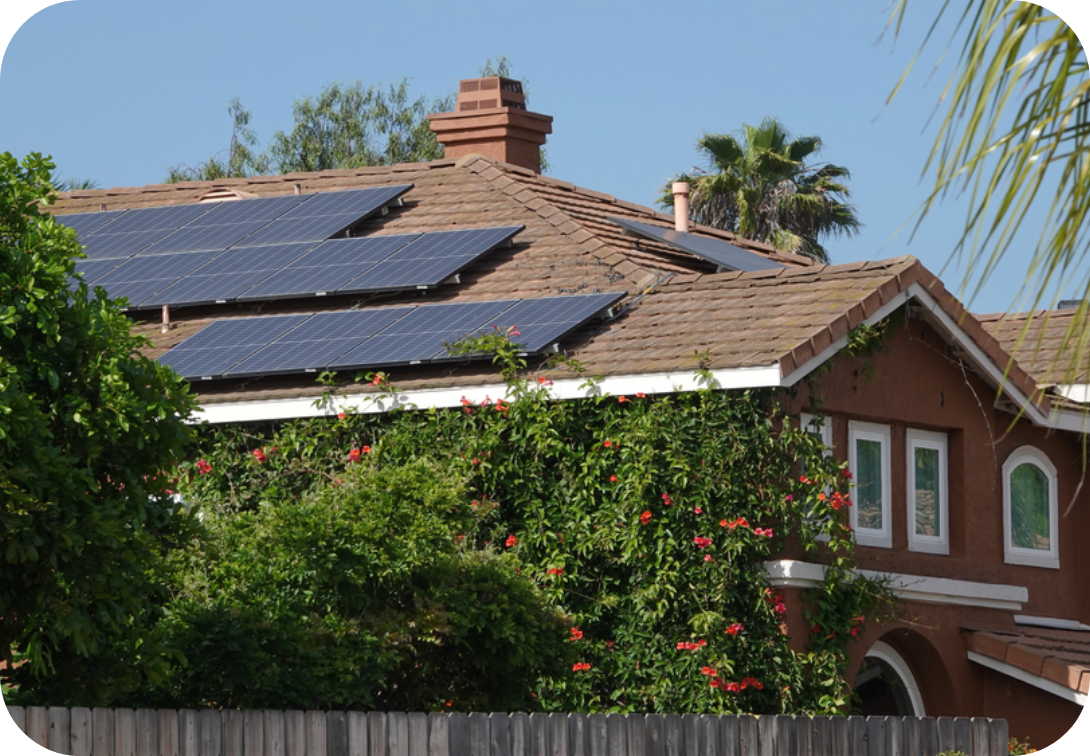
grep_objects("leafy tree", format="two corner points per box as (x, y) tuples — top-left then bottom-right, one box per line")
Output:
(889, 1), (1088, 379)
(0, 153), (199, 703)
(662, 117), (860, 263)
(52, 175), (99, 192)
(165, 97), (268, 183)
(115, 460), (569, 711)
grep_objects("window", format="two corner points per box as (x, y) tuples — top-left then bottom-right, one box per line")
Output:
(906, 429), (949, 555)
(801, 413), (834, 540)
(849, 421), (892, 548)
(1003, 446), (1059, 569)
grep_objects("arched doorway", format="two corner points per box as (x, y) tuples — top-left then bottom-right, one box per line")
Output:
(854, 640), (926, 716)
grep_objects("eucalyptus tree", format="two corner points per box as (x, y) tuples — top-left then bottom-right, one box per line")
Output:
(663, 117), (860, 263)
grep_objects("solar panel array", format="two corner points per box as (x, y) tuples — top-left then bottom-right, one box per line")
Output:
(159, 292), (624, 380)
(60, 186), (418, 308)
(608, 217), (785, 273)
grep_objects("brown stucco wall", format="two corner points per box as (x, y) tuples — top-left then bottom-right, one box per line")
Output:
(778, 309), (1087, 748)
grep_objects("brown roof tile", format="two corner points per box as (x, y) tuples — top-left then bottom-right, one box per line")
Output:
(966, 626), (1090, 695)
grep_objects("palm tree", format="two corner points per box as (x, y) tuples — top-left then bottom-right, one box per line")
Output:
(890, 1), (1088, 383)
(663, 117), (860, 263)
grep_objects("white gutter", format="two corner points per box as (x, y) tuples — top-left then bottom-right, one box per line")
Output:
(763, 559), (1028, 612)
(967, 651), (1087, 706)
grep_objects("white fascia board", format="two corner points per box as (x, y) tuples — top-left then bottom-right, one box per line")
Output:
(191, 365), (783, 425)
(1057, 385), (1090, 404)
(762, 559), (1027, 612)
(967, 651), (1087, 706)
(1015, 615), (1090, 632)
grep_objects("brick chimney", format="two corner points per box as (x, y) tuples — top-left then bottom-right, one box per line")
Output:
(428, 77), (552, 173)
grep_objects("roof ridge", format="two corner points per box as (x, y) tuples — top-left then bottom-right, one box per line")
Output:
(457, 156), (659, 289)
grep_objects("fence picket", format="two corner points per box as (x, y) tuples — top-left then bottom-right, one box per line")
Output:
(736, 716), (758, 756)
(368, 713), (388, 756)
(491, 713), (511, 756)
(717, 716), (739, 756)
(50, 706), (72, 755)
(626, 715), (647, 756)
(222, 711), (244, 756)
(283, 712), (305, 756)
(265, 711), (285, 756)
(389, 713), (409, 756)
(115, 709), (136, 756)
(136, 709), (159, 756)
(550, 713), (569, 756)
(919, 717), (938, 756)
(93, 708), (115, 756)
(605, 715), (626, 756)
(468, 713), (490, 756)
(408, 713), (428, 756)
(327, 712), (348, 756)
(587, 714), (607, 756)
(27, 707), (50, 747)
(971, 718), (991, 756)
(643, 715), (663, 756)
(242, 711), (264, 756)
(448, 714), (469, 756)
(179, 710), (199, 756)
(867, 717), (887, 756)
(306, 710), (327, 756)
(159, 709), (180, 756)
(887, 717), (902, 756)
(682, 716), (699, 756)
(529, 713), (549, 756)
(847, 717), (867, 756)
(663, 715), (682, 756)
(510, 714), (530, 756)
(989, 719), (1008, 756)
(568, 714), (588, 756)
(826, 716), (847, 756)
(810, 716), (830, 756)
(776, 716), (796, 756)
(199, 710), (222, 756)
(70, 706), (92, 756)
(936, 717), (954, 754)
(795, 716), (812, 756)
(427, 714), (449, 756)
(951, 718), (971, 755)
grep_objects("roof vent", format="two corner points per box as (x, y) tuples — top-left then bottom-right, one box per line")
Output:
(428, 76), (552, 173)
(198, 188), (259, 203)
(1058, 300), (1084, 310)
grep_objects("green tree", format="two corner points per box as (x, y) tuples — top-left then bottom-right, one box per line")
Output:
(890, 1), (1088, 379)
(165, 97), (268, 183)
(0, 153), (199, 702)
(122, 460), (569, 711)
(662, 117), (860, 263)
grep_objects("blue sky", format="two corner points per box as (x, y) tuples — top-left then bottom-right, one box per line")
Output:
(1, 0), (1088, 316)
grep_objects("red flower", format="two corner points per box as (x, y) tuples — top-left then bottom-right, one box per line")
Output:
(640, 511), (652, 525)
(618, 396), (630, 403)
(700, 666), (718, 677)
(784, 494), (793, 502)
(610, 474), (618, 482)
(741, 677), (764, 690)
(719, 519), (728, 527)
(850, 627), (859, 636)
(546, 567), (564, 576)
(472, 458), (481, 465)
(736, 517), (749, 528)
(693, 536), (712, 549)
(505, 535), (518, 548)
(725, 623), (743, 636)
(337, 412), (346, 420)
(811, 624), (821, 634)
(572, 662), (591, 671)
(697, 639), (707, 646)
(774, 602), (787, 615)
(252, 448), (267, 463)
(661, 493), (673, 506)
(636, 392), (646, 398)
(703, 554), (714, 562)
(817, 492), (827, 501)
(693, 507), (703, 515)
(571, 627), (584, 640)
(348, 448), (361, 462)
(677, 641), (702, 651)
(196, 459), (212, 474)
(603, 440), (613, 448)
(724, 682), (741, 693)
(842, 469), (853, 479)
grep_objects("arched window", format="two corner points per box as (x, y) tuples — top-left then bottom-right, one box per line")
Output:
(1002, 446), (1059, 569)
(854, 641), (925, 717)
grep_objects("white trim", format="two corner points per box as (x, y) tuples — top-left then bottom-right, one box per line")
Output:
(1015, 615), (1090, 632)
(865, 641), (926, 716)
(1002, 446), (1060, 569)
(968, 651), (1087, 706)
(762, 559), (1028, 611)
(190, 365), (783, 424)
(906, 428), (949, 555)
(1057, 384), (1090, 404)
(849, 421), (892, 548)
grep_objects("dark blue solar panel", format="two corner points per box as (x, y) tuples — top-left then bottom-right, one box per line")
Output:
(97, 203), (215, 235)
(291, 235), (418, 267)
(55, 210), (126, 238)
(388, 226), (521, 260)
(283, 186), (411, 219)
(159, 315), (310, 379)
(196, 194), (311, 224)
(226, 308), (414, 376)
(80, 229), (178, 260)
(329, 300), (515, 368)
(608, 217), (784, 273)
(139, 221), (272, 255)
(230, 214), (362, 247)
(479, 292), (625, 352)
(95, 251), (221, 308)
(73, 258), (126, 283)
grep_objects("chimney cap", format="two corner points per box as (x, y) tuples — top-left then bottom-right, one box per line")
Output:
(456, 76), (526, 112)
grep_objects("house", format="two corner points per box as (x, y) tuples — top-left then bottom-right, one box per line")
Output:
(47, 76), (1089, 748)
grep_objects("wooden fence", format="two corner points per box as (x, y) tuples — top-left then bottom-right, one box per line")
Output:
(4, 707), (1010, 756)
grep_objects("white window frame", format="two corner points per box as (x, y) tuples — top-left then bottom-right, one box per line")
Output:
(1002, 446), (1059, 569)
(906, 429), (949, 555)
(848, 421), (892, 548)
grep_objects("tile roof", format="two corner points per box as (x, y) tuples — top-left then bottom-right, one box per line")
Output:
(978, 308), (1090, 386)
(966, 626), (1090, 696)
(47, 156), (1051, 415)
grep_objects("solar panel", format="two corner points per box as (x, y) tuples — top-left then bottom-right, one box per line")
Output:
(96, 251), (221, 308)
(80, 228), (180, 260)
(236, 235), (417, 300)
(160, 293), (623, 379)
(343, 226), (521, 292)
(142, 242), (321, 307)
(329, 300), (517, 368)
(55, 210), (127, 238)
(73, 258), (126, 284)
(97, 203), (216, 235)
(159, 315), (311, 379)
(138, 194), (316, 255)
(608, 217), (785, 273)
(225, 308), (414, 376)
(479, 292), (625, 353)
(233, 185), (412, 248)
